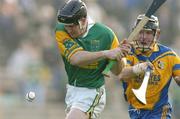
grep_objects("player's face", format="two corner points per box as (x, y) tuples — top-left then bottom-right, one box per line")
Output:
(134, 29), (155, 52)
(64, 18), (87, 38)
(64, 24), (82, 38)
(138, 29), (154, 46)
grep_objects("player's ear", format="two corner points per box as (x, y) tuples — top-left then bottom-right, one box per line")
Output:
(79, 17), (87, 25)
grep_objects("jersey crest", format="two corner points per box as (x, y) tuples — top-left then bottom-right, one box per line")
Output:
(63, 39), (75, 49)
(90, 40), (100, 51)
(157, 60), (165, 69)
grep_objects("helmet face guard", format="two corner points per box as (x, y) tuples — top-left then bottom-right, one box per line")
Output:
(133, 14), (159, 52)
(57, 0), (87, 25)
(134, 36), (156, 53)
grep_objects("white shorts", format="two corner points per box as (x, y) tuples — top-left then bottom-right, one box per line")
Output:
(65, 84), (106, 119)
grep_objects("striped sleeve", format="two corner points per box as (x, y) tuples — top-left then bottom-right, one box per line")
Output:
(110, 32), (119, 49)
(171, 52), (180, 77)
(55, 31), (83, 61)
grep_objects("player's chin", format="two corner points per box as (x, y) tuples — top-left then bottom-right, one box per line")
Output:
(69, 34), (79, 38)
(140, 42), (149, 46)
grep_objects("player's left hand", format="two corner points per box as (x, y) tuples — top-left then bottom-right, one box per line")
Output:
(132, 61), (153, 75)
(119, 39), (132, 57)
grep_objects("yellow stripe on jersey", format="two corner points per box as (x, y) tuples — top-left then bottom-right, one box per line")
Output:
(152, 51), (176, 63)
(55, 31), (83, 61)
(173, 70), (180, 77)
(55, 31), (72, 55)
(79, 62), (98, 69)
(110, 33), (119, 49)
(67, 47), (83, 61)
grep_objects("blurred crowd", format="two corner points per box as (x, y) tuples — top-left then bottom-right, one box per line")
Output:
(0, 0), (179, 119)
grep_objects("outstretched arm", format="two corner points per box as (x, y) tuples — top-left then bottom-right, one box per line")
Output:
(70, 47), (122, 66)
(118, 62), (153, 82)
(110, 40), (132, 75)
(174, 76), (180, 86)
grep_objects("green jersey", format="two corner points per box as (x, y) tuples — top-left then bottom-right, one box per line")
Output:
(55, 22), (119, 88)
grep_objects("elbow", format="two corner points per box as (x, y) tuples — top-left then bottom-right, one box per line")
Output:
(69, 52), (81, 66)
(118, 73), (127, 81)
(69, 51), (84, 66)
(118, 68), (133, 81)
(69, 57), (80, 66)
(176, 79), (180, 87)
(69, 55), (83, 66)
(174, 76), (180, 87)
(118, 69), (126, 81)
(175, 80), (180, 86)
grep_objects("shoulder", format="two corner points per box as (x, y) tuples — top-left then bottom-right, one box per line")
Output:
(93, 23), (115, 35)
(55, 23), (72, 43)
(91, 23), (117, 43)
(157, 43), (178, 57)
(157, 43), (173, 52)
(55, 23), (65, 32)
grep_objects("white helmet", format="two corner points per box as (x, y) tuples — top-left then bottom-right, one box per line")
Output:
(133, 14), (160, 52)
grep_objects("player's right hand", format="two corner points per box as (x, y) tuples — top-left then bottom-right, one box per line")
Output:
(102, 39), (131, 61)
(119, 39), (132, 56)
(102, 47), (124, 60)
(132, 62), (153, 75)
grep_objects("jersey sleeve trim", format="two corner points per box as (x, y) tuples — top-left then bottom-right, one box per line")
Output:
(110, 33), (119, 49)
(67, 47), (83, 61)
(173, 64), (180, 70)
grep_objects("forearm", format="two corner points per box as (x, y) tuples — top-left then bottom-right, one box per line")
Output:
(118, 62), (150, 81)
(118, 66), (136, 81)
(110, 61), (121, 75)
(174, 76), (180, 86)
(70, 50), (105, 66)
(111, 58), (127, 76)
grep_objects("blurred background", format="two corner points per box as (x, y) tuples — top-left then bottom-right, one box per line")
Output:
(0, 0), (179, 118)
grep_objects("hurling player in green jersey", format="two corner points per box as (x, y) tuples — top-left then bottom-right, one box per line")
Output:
(55, 0), (130, 119)
(118, 14), (180, 119)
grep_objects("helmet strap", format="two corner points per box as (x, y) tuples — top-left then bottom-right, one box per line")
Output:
(78, 19), (87, 32)
(78, 20), (83, 29)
